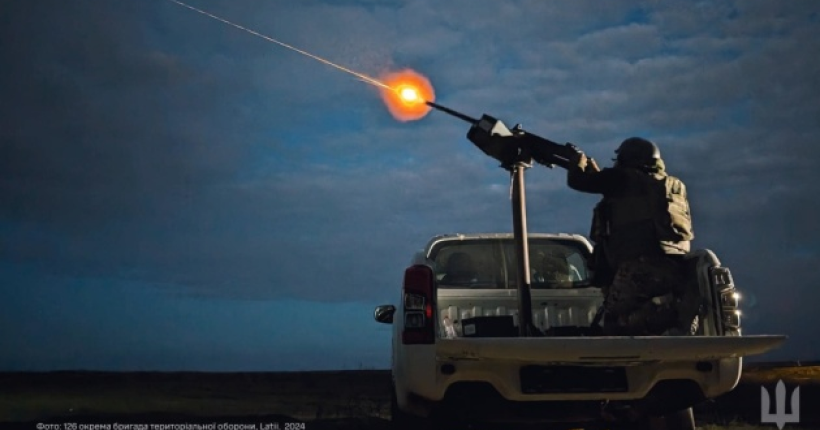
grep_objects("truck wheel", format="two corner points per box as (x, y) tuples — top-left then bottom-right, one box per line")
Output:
(390, 395), (460, 429)
(391, 384), (441, 430)
(640, 407), (696, 430)
(390, 384), (412, 429)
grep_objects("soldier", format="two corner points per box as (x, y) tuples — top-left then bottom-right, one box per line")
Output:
(566, 137), (696, 335)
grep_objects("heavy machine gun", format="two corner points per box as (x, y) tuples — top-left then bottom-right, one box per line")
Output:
(426, 101), (582, 170)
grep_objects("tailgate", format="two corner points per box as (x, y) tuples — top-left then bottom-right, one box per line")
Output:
(437, 335), (786, 362)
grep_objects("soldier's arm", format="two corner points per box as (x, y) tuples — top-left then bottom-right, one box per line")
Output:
(566, 153), (622, 194)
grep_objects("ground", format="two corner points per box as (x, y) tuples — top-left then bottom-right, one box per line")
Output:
(1, 364), (818, 429)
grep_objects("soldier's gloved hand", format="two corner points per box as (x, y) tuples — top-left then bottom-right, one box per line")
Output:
(570, 150), (588, 170)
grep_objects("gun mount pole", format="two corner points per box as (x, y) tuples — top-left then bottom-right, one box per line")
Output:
(510, 162), (536, 337)
(425, 101), (479, 124)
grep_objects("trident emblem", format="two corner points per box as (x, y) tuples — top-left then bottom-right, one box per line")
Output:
(761, 379), (800, 429)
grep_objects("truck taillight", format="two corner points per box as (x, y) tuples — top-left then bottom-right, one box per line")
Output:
(402, 265), (435, 345)
(711, 266), (741, 333)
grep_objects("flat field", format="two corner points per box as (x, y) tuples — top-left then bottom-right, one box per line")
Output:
(1, 364), (818, 429)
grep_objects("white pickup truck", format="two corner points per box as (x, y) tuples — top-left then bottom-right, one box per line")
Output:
(374, 233), (785, 430)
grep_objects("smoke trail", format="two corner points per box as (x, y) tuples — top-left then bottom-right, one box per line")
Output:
(168, 0), (390, 90)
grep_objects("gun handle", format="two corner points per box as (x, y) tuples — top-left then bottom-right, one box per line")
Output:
(587, 157), (601, 172)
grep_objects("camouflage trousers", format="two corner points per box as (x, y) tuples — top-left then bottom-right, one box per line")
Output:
(602, 256), (698, 336)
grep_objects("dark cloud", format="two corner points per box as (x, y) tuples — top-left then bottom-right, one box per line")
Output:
(0, 1), (257, 231)
(1, 0), (819, 362)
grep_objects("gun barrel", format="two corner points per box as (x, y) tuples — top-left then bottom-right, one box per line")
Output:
(425, 101), (478, 124)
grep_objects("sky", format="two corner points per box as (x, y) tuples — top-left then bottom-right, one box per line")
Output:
(1, 0), (819, 371)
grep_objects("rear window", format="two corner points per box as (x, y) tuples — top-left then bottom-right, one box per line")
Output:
(431, 238), (592, 289)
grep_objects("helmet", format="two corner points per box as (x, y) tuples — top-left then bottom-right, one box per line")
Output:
(615, 137), (660, 167)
